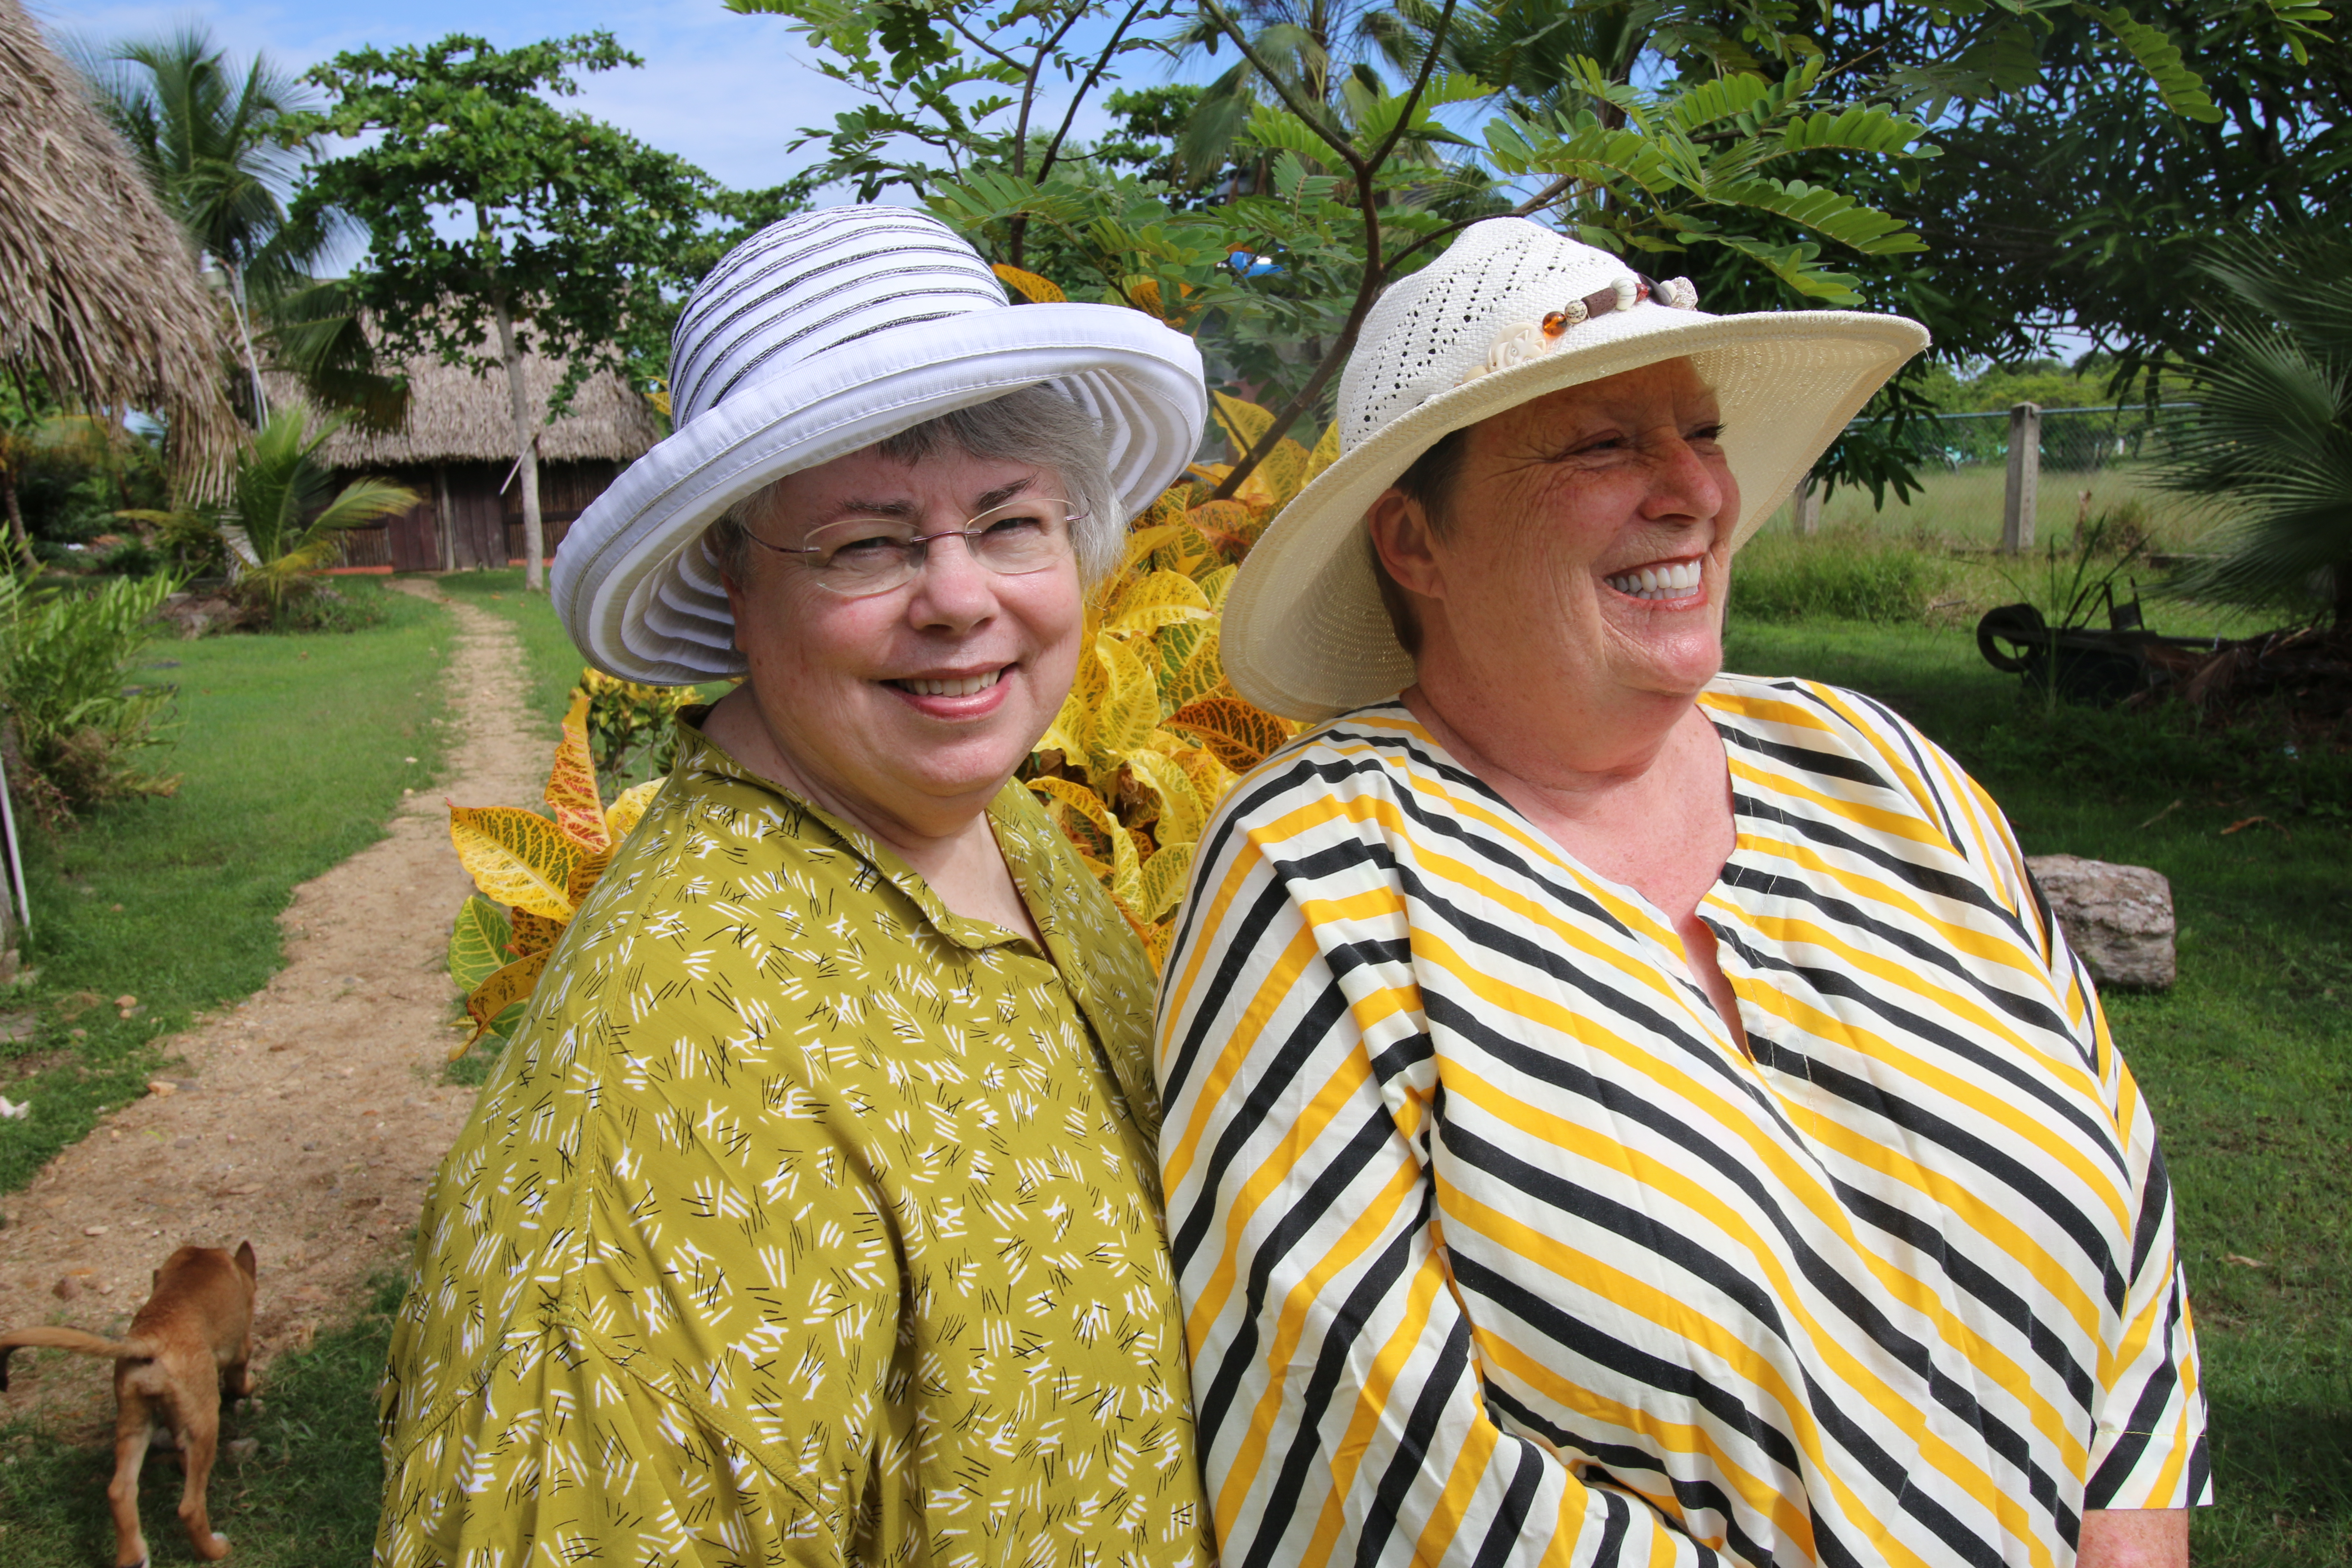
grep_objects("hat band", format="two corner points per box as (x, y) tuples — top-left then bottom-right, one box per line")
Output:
(1459, 274), (1702, 386)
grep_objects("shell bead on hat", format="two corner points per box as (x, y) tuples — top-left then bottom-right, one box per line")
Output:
(1462, 273), (1700, 385)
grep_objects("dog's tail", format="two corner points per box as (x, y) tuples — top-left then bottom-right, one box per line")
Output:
(0, 1326), (159, 1390)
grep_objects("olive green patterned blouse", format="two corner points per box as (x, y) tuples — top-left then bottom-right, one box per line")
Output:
(375, 719), (1214, 1568)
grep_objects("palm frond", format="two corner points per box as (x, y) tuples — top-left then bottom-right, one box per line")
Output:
(306, 474), (420, 533)
(2158, 230), (2352, 621)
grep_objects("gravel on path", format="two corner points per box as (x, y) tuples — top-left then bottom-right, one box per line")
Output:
(0, 579), (546, 1430)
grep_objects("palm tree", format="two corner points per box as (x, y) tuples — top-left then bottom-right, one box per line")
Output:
(1172, 0), (1473, 186)
(2157, 230), (2352, 628)
(122, 411), (417, 611)
(1376, 0), (1656, 122)
(76, 27), (335, 423)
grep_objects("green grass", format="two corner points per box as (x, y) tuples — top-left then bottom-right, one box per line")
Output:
(1793, 457), (2202, 551)
(0, 1274), (400, 1567)
(0, 579), (452, 1197)
(432, 568), (731, 751)
(1728, 618), (2351, 1567)
(428, 570), (587, 745)
(1731, 527), (1959, 624)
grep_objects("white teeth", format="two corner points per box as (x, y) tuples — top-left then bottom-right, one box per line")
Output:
(902, 669), (1004, 697)
(1605, 560), (1702, 600)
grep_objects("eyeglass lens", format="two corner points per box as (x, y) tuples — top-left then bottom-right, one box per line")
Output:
(789, 501), (1075, 595)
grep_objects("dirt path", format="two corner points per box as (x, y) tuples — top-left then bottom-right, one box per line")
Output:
(0, 579), (544, 1427)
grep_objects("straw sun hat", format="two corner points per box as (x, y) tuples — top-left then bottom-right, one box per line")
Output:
(1222, 217), (1931, 722)
(554, 206), (1209, 684)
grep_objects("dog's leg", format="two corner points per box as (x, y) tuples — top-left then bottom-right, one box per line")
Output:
(108, 1384), (156, 1568)
(222, 1345), (254, 1403)
(169, 1386), (232, 1562)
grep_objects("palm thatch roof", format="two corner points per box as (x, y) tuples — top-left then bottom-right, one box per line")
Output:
(0, 0), (237, 481)
(268, 342), (663, 469)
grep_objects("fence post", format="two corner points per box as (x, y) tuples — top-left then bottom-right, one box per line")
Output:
(2002, 401), (2040, 554)
(1795, 473), (1823, 535)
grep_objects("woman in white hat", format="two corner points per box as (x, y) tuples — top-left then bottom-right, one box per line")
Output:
(375, 207), (1216, 1568)
(1156, 219), (2203, 1568)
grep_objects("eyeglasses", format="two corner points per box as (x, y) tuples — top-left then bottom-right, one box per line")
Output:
(744, 499), (1084, 598)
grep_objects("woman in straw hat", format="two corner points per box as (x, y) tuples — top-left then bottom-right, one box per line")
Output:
(375, 207), (1217, 1568)
(1156, 219), (2202, 1568)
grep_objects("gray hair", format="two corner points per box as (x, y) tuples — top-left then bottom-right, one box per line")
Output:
(702, 383), (1122, 586)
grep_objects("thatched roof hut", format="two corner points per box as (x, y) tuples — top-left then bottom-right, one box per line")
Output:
(295, 344), (663, 468)
(270, 341), (661, 573)
(0, 0), (237, 481)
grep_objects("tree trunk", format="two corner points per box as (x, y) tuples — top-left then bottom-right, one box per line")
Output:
(490, 290), (546, 592)
(1, 472), (33, 571)
(227, 263), (269, 426)
(434, 463), (456, 572)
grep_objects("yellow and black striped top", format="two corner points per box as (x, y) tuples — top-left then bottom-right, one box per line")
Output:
(1156, 675), (2206, 1568)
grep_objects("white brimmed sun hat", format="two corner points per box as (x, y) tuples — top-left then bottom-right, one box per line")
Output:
(553, 205), (1209, 683)
(1222, 217), (1930, 721)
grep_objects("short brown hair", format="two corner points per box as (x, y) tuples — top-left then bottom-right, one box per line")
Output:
(1372, 424), (1473, 657)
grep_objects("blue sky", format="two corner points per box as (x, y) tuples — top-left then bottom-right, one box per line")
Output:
(47, 0), (1162, 198)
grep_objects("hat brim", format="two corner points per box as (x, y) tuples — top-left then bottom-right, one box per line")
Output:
(1222, 308), (1930, 722)
(554, 303), (1209, 684)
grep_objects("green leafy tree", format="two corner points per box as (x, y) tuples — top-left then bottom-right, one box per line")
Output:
(76, 26), (334, 424)
(735, 0), (1180, 271)
(288, 34), (712, 591)
(2157, 230), (2352, 626)
(744, 0), (2319, 506)
(922, 0), (1944, 495)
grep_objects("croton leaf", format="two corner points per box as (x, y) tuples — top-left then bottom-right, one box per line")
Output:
(1165, 696), (1294, 773)
(606, 777), (666, 842)
(546, 690), (611, 852)
(447, 894), (513, 994)
(1134, 841), (1195, 924)
(992, 262), (1066, 303)
(453, 950), (550, 1058)
(509, 909), (565, 959)
(450, 805), (582, 923)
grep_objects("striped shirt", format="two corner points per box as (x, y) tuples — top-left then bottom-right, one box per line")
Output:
(1155, 674), (2207, 1568)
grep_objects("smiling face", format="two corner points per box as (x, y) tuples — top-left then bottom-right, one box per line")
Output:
(1368, 357), (1740, 769)
(717, 443), (1086, 843)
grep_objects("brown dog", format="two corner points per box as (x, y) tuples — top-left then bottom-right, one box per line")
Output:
(0, 1241), (258, 1567)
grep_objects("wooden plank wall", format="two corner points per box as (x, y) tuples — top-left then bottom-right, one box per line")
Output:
(332, 460), (624, 571)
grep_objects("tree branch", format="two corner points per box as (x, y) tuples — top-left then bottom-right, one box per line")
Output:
(1379, 168), (1584, 279)
(1035, 0), (1154, 184)
(1360, 0), (1460, 187)
(1207, 0), (1461, 503)
(1011, 3), (1088, 178)
(1199, 0), (1366, 175)
(944, 16), (1023, 73)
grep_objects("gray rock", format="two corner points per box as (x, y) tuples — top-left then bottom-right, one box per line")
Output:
(2026, 854), (2176, 990)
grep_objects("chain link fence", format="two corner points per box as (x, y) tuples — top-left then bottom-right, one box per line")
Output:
(1905, 404), (2199, 476)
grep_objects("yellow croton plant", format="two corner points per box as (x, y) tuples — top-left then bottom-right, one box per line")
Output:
(445, 388), (1326, 1046)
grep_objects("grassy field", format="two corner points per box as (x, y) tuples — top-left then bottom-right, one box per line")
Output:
(1797, 459), (2206, 550)
(0, 581), (452, 1196)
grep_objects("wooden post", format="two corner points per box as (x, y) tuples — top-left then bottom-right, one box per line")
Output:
(2002, 401), (2041, 554)
(434, 464), (455, 572)
(1795, 473), (1823, 536)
